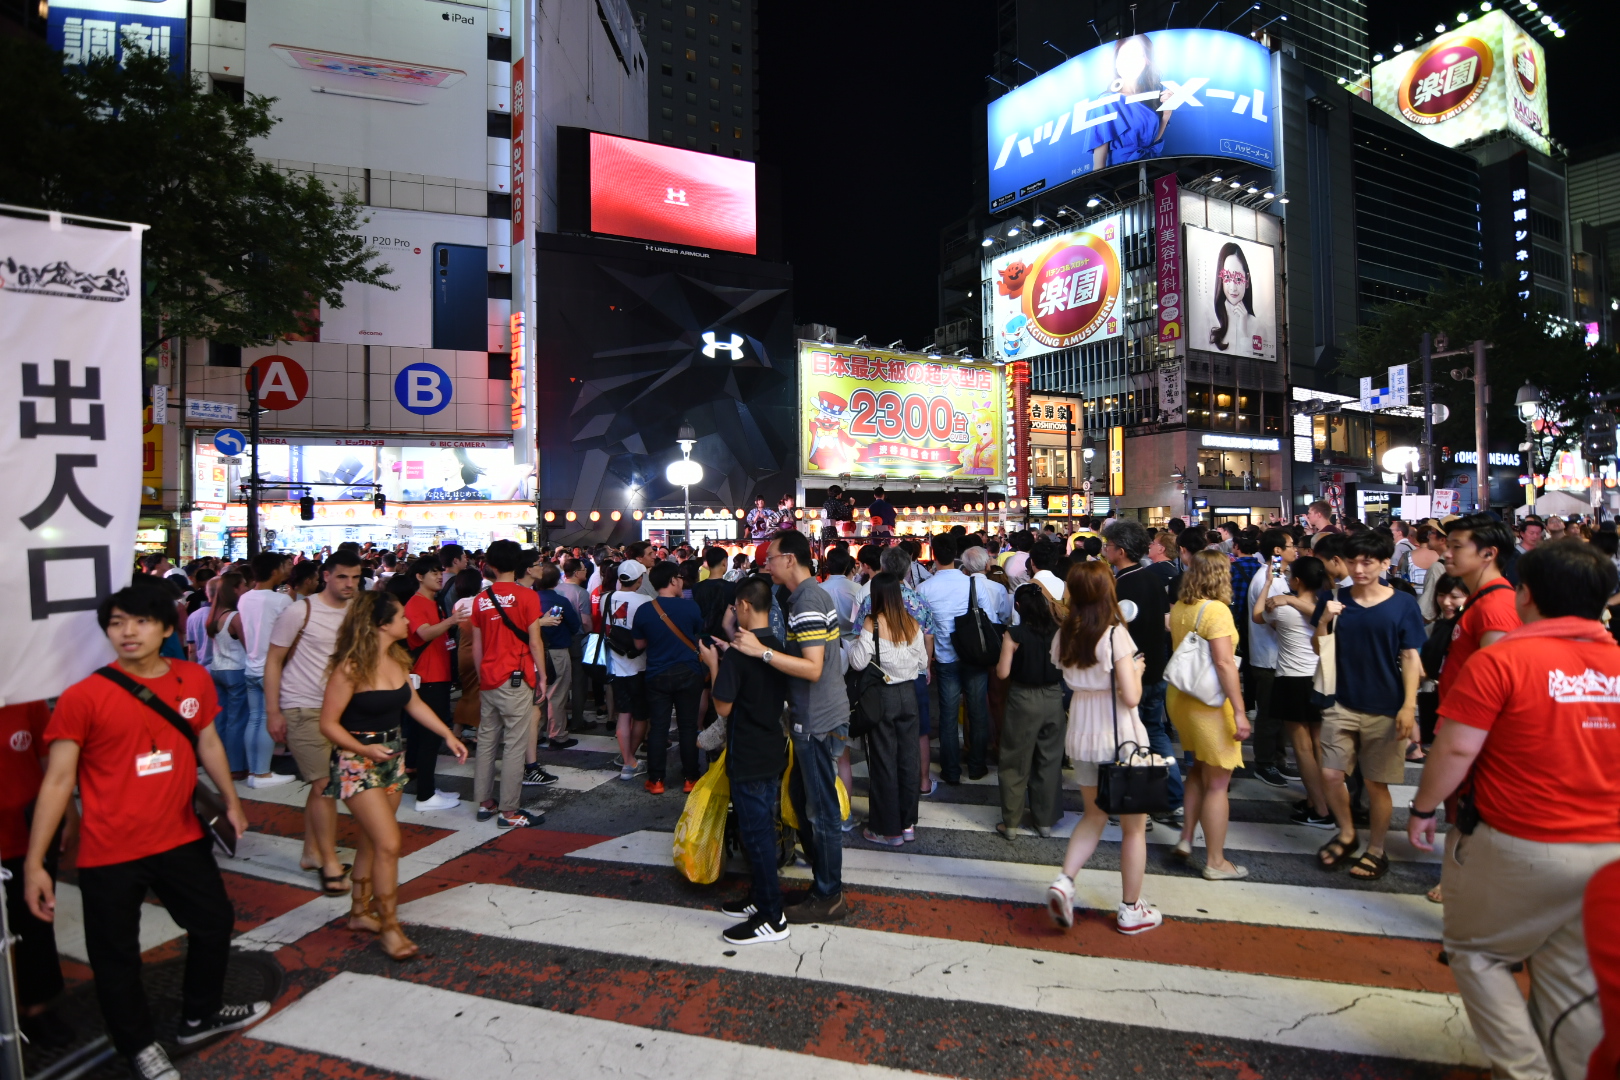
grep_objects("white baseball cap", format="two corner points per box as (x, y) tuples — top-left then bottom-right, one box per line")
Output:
(617, 561), (647, 582)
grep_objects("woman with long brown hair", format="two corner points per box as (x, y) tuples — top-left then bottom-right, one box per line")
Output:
(847, 572), (929, 846)
(318, 591), (468, 960)
(206, 572), (249, 778)
(1165, 549), (1249, 881)
(1044, 562), (1160, 935)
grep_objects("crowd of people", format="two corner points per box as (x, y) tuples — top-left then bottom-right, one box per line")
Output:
(4, 499), (1620, 1079)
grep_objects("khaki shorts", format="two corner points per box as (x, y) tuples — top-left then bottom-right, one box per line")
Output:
(1319, 704), (1408, 785)
(283, 706), (333, 787)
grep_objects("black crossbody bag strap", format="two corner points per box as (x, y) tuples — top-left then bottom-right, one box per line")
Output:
(92, 666), (239, 856)
(484, 587), (530, 645)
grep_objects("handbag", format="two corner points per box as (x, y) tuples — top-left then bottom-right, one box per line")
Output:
(1094, 634), (1170, 816)
(1163, 601), (1225, 708)
(844, 626), (885, 739)
(1311, 589), (1340, 709)
(581, 632), (610, 670)
(93, 666), (239, 857)
(951, 576), (1005, 669)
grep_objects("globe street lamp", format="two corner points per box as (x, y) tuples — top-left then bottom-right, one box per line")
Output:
(666, 422), (702, 546)
(1514, 381), (1543, 511)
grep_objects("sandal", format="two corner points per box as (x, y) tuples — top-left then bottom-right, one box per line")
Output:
(1348, 851), (1390, 880)
(1405, 745), (1426, 763)
(373, 890), (419, 961)
(320, 864), (352, 896)
(347, 876), (382, 934)
(1317, 835), (1361, 869)
(1426, 884), (1443, 904)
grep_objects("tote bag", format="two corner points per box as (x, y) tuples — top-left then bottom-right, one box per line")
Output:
(1163, 602), (1226, 708)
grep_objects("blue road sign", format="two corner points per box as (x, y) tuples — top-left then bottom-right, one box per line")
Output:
(214, 428), (247, 456)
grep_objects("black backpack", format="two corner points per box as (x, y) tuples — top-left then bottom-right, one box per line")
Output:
(951, 576), (1005, 669)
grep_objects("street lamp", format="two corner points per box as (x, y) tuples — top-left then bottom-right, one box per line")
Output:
(1514, 382), (1543, 512)
(1081, 435), (1097, 516)
(666, 422), (702, 547)
(1515, 380), (1542, 420)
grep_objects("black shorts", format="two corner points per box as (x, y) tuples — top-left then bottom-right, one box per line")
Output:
(1269, 674), (1320, 725)
(611, 672), (650, 722)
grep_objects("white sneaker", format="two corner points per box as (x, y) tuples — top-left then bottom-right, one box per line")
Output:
(246, 773), (295, 788)
(1117, 900), (1163, 936)
(129, 1043), (180, 1080)
(619, 766), (636, 781)
(1046, 874), (1076, 929)
(414, 791), (460, 812)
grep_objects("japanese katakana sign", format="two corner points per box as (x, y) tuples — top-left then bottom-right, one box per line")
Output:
(1, 210), (144, 705)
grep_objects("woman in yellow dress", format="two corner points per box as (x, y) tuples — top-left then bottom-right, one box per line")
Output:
(1165, 549), (1250, 880)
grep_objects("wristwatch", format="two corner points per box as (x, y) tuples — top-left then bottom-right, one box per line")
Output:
(761, 648), (774, 665)
(1408, 802), (1437, 820)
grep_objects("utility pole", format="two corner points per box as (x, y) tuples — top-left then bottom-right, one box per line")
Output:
(1420, 333), (1435, 494)
(247, 366), (261, 559)
(1472, 339), (1489, 512)
(1062, 405), (1074, 531)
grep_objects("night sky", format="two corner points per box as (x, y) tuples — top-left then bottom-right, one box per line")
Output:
(757, 0), (1612, 348)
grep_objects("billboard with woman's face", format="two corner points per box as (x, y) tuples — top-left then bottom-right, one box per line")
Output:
(1183, 226), (1277, 362)
(986, 29), (1276, 212)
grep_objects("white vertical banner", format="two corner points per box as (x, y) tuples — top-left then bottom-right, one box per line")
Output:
(0, 210), (145, 704)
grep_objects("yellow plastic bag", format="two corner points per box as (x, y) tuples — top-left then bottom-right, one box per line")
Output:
(779, 741), (851, 832)
(672, 751), (730, 884)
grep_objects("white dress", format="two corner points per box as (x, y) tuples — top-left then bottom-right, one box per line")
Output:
(1052, 623), (1150, 764)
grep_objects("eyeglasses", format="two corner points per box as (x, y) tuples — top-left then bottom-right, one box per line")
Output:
(1218, 270), (1248, 285)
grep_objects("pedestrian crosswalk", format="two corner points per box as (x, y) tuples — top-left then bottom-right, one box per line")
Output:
(170, 741), (1473, 1079)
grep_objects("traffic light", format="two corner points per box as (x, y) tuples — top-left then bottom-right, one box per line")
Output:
(1584, 413), (1617, 464)
(299, 494), (315, 521)
(373, 491), (387, 514)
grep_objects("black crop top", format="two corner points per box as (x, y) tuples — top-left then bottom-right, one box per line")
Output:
(340, 684), (410, 733)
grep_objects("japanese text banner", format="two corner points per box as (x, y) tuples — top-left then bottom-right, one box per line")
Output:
(798, 344), (1004, 482)
(0, 212), (143, 704)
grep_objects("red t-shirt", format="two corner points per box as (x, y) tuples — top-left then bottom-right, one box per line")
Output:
(472, 582), (540, 691)
(1, 701), (52, 861)
(1441, 632), (1620, 843)
(1585, 860), (1620, 1080)
(1437, 580), (1520, 705)
(405, 594), (453, 684)
(45, 661), (218, 867)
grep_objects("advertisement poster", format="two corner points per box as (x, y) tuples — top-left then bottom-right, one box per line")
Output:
(1157, 362), (1185, 424)
(317, 208), (488, 347)
(246, 0), (488, 184)
(1, 213), (143, 704)
(797, 344), (1004, 482)
(48, 0), (188, 75)
(1182, 225), (1278, 361)
(1154, 175), (1184, 357)
(987, 29), (1275, 211)
(379, 446), (531, 502)
(989, 216), (1123, 362)
(1370, 10), (1549, 155)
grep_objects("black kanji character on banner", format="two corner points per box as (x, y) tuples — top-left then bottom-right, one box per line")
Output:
(21, 360), (105, 440)
(21, 454), (112, 529)
(28, 545), (111, 620)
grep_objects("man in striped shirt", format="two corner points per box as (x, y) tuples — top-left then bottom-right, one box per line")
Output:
(731, 529), (850, 923)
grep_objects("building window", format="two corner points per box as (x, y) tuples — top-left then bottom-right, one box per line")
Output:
(684, 25), (695, 38)
(660, 63), (673, 75)
(661, 84), (672, 97)
(732, 20), (741, 30)
(709, 12), (718, 23)
(710, 142), (719, 152)
(661, 128), (672, 140)
(1195, 449), (1271, 491)
(685, 90), (696, 102)
(207, 342), (241, 368)
(732, 104), (742, 117)
(709, 76), (719, 89)
(661, 107), (673, 119)
(685, 71), (695, 82)
(731, 63), (741, 74)
(710, 120), (720, 132)
(660, 18), (672, 29)
(731, 42), (742, 53)
(686, 113), (696, 125)
(710, 55), (720, 66)
(685, 48), (696, 60)
(708, 97), (719, 109)
(733, 83), (742, 94)
(686, 136), (697, 146)
(733, 126), (742, 138)
(685, 5), (695, 15)
(660, 40), (671, 52)
(709, 33), (719, 45)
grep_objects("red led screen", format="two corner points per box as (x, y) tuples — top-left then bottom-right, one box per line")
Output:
(588, 132), (757, 255)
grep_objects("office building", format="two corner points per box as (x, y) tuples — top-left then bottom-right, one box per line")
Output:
(639, 0), (758, 159)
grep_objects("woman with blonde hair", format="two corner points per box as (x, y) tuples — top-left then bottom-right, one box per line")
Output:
(319, 591), (468, 960)
(1044, 562), (1161, 935)
(1166, 548), (1249, 880)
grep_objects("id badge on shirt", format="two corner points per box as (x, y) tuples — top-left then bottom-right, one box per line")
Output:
(136, 750), (174, 777)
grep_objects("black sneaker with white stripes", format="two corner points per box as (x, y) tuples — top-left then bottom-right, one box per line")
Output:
(719, 898), (758, 921)
(175, 1000), (271, 1045)
(721, 913), (789, 945)
(522, 763), (559, 786)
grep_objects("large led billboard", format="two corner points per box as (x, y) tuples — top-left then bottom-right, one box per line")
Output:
(1370, 10), (1549, 154)
(987, 217), (1124, 361)
(798, 345), (1005, 482)
(246, 0), (488, 184)
(986, 30), (1276, 211)
(587, 133), (758, 255)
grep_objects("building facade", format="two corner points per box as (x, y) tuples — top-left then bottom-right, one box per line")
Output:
(639, 0), (758, 159)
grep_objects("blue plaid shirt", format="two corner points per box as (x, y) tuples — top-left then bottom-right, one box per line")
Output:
(1230, 555), (1261, 610)
(852, 583), (939, 640)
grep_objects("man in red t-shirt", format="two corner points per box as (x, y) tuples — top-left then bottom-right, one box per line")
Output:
(2, 700), (70, 1047)
(469, 540), (553, 828)
(1408, 540), (1620, 1080)
(403, 555), (464, 813)
(1437, 513), (1520, 704)
(23, 586), (268, 1080)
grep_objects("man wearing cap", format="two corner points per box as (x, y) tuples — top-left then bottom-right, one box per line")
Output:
(604, 560), (652, 781)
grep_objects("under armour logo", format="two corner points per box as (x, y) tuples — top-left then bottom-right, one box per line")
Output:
(665, 188), (689, 205)
(701, 332), (745, 360)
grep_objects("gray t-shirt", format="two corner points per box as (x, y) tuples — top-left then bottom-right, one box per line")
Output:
(784, 576), (848, 737)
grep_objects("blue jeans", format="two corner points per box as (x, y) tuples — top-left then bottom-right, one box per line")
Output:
(789, 727), (846, 898)
(934, 661), (989, 782)
(729, 776), (783, 920)
(243, 673), (274, 775)
(1139, 677), (1184, 811)
(210, 668), (248, 773)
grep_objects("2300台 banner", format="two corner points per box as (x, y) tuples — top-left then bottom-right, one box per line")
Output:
(797, 344), (1004, 483)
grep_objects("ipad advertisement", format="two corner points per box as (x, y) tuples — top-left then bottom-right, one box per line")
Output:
(247, 0), (487, 183)
(588, 133), (758, 255)
(317, 207), (489, 349)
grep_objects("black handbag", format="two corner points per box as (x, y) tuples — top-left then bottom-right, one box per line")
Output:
(94, 666), (240, 856)
(844, 627), (884, 739)
(1093, 632), (1171, 817)
(951, 576), (1005, 669)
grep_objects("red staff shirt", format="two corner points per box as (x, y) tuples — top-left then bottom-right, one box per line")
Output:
(45, 661), (218, 867)
(406, 594), (454, 684)
(472, 583), (540, 691)
(1, 701), (52, 861)
(1436, 580), (1519, 706)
